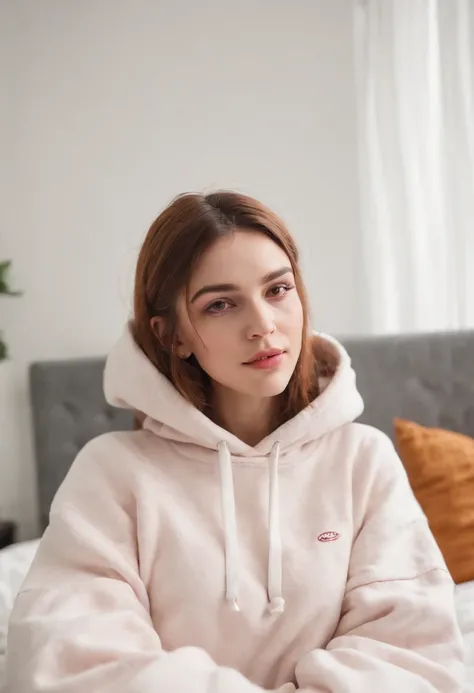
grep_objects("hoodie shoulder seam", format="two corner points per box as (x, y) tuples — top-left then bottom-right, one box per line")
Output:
(356, 566), (451, 590)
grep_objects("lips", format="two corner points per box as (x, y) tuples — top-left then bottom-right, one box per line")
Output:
(244, 348), (284, 364)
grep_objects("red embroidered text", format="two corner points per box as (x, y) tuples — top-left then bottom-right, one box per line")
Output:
(317, 531), (340, 542)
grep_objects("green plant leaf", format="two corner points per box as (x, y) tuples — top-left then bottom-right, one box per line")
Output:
(0, 336), (8, 362)
(0, 260), (22, 296)
(0, 260), (22, 359)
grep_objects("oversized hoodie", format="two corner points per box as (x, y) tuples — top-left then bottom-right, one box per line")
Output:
(6, 324), (464, 692)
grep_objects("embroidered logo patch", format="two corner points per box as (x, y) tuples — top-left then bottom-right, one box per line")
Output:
(317, 531), (340, 543)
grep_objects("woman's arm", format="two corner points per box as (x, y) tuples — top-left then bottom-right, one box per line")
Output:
(6, 436), (288, 693)
(295, 430), (464, 693)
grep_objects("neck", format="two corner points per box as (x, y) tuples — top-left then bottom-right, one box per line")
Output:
(211, 386), (279, 447)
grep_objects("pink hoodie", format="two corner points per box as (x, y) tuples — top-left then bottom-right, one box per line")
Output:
(7, 325), (464, 692)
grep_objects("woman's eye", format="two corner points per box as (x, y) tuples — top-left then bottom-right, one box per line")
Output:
(269, 284), (293, 298)
(206, 299), (230, 314)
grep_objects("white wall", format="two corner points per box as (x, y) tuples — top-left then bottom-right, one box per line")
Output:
(1, 0), (366, 538)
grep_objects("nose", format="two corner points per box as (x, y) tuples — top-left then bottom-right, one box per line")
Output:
(245, 300), (276, 340)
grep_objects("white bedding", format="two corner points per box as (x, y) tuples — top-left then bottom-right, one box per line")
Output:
(456, 580), (474, 692)
(1, 540), (473, 690)
(0, 539), (40, 691)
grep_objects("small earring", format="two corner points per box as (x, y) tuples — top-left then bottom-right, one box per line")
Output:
(179, 351), (192, 360)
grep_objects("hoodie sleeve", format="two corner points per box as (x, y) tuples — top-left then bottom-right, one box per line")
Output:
(5, 437), (289, 693)
(295, 429), (464, 693)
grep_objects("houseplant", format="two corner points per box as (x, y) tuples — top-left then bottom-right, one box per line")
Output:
(0, 260), (21, 524)
(0, 260), (21, 361)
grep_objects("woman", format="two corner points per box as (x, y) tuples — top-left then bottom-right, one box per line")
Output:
(7, 192), (463, 692)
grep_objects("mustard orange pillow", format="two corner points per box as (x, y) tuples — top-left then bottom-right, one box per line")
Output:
(394, 418), (474, 584)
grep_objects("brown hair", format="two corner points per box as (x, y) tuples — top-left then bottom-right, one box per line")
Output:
(133, 191), (319, 426)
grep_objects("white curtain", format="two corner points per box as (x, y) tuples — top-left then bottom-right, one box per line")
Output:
(354, 0), (474, 333)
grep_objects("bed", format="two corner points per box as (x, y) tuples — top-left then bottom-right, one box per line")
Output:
(1, 330), (473, 690)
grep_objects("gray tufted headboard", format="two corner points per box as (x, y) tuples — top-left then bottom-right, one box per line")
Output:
(30, 358), (134, 531)
(30, 330), (474, 532)
(345, 329), (474, 436)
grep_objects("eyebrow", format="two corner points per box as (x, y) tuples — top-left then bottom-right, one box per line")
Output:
(190, 266), (294, 303)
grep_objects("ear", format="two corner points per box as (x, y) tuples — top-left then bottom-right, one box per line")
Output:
(150, 316), (166, 343)
(150, 316), (192, 359)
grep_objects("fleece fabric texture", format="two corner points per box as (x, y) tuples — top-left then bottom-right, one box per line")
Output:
(6, 324), (464, 692)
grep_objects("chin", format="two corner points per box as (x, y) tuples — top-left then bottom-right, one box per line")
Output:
(244, 371), (293, 398)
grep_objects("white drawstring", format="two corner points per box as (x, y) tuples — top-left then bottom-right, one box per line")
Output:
(268, 441), (285, 614)
(217, 439), (284, 616)
(217, 441), (240, 611)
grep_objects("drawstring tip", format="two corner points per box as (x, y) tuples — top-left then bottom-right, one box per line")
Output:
(229, 598), (240, 612)
(268, 597), (285, 614)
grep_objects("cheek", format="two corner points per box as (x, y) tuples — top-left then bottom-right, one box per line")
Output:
(177, 306), (242, 385)
(193, 338), (240, 388)
(177, 303), (230, 354)
(281, 293), (304, 330)
(187, 321), (233, 367)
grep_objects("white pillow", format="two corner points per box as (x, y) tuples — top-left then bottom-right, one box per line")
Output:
(455, 580), (474, 692)
(0, 540), (40, 655)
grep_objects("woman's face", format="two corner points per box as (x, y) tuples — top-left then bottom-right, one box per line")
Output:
(176, 230), (304, 400)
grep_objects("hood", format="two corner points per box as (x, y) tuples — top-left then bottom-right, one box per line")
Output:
(104, 322), (364, 458)
(104, 322), (364, 615)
